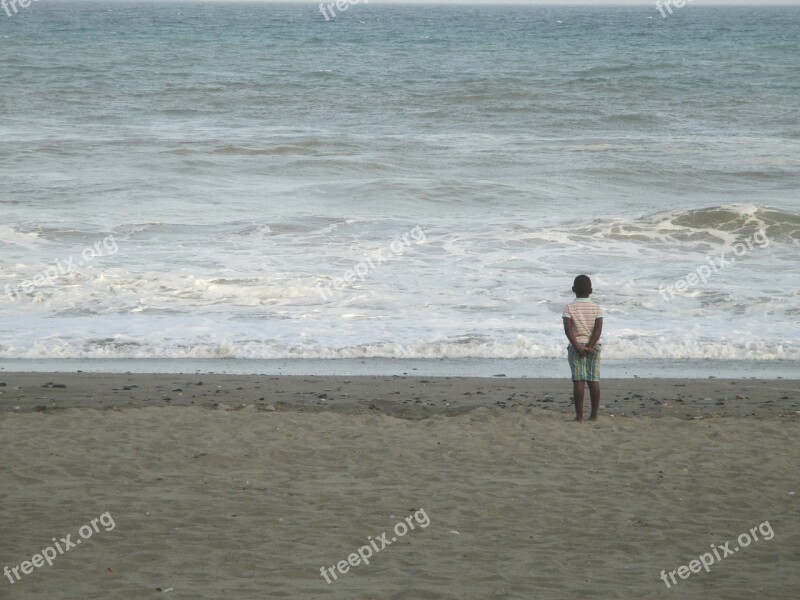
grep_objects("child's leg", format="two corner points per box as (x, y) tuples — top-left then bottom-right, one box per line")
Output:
(587, 381), (600, 421)
(572, 380), (585, 422)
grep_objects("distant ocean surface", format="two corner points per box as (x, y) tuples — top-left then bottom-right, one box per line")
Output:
(1, 3), (798, 362)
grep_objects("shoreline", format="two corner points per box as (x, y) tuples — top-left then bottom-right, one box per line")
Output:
(1, 372), (797, 419)
(1, 357), (798, 379)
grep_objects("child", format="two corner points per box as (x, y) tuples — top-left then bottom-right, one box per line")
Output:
(562, 275), (603, 423)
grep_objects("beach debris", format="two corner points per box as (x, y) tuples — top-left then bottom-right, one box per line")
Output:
(0, 382), (6, 386)
(450, 530), (460, 535)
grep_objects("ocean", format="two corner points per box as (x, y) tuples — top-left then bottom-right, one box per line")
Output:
(1, 2), (799, 365)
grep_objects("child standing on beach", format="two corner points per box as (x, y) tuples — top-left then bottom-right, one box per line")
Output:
(562, 275), (603, 423)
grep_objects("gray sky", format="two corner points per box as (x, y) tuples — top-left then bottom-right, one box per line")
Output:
(291, 0), (800, 4)
(123, 0), (800, 7)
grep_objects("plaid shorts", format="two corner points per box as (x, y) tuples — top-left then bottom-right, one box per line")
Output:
(567, 344), (601, 382)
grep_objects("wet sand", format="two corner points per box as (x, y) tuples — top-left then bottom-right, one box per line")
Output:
(1, 373), (798, 419)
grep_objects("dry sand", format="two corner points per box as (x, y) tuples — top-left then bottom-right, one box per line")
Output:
(1, 374), (799, 599)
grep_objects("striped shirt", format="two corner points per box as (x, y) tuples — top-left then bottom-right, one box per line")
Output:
(562, 298), (604, 345)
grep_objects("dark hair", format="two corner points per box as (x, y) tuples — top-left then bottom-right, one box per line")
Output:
(573, 275), (592, 296)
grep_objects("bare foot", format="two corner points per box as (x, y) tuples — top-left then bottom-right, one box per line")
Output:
(588, 416), (598, 422)
(574, 417), (584, 423)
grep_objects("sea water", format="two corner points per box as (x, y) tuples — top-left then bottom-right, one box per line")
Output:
(1, 3), (798, 363)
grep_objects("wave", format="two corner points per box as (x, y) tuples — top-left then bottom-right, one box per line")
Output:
(212, 144), (322, 156)
(0, 225), (49, 250)
(0, 338), (795, 361)
(1, 204), (795, 363)
(564, 204), (800, 246)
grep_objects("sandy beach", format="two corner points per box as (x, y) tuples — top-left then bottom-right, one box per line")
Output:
(1, 374), (798, 599)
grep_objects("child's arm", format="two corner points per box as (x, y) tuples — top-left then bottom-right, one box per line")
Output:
(584, 318), (603, 354)
(562, 318), (582, 351)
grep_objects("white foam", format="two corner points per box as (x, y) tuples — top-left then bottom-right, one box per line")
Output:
(0, 205), (796, 361)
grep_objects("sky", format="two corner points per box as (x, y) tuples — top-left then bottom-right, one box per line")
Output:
(113, 0), (800, 6)
(274, 0), (800, 4)
(121, 0), (800, 5)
